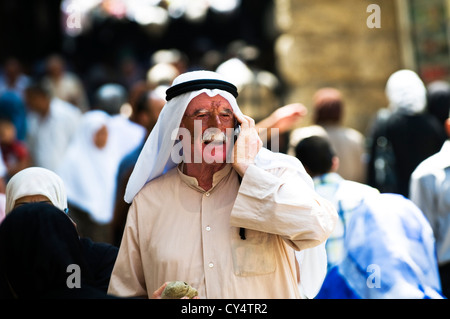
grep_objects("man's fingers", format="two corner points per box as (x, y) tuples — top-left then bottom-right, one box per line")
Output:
(242, 115), (255, 128)
(151, 282), (168, 299)
(233, 112), (246, 125)
(235, 114), (255, 130)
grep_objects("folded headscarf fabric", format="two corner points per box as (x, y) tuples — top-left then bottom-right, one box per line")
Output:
(317, 193), (444, 299)
(5, 166), (68, 214)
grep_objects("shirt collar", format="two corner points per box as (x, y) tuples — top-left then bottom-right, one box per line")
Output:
(312, 172), (343, 188)
(438, 140), (450, 168)
(177, 163), (233, 193)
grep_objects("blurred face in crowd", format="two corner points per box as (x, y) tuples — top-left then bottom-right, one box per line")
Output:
(93, 125), (108, 149)
(24, 90), (50, 117)
(0, 120), (16, 144)
(4, 58), (22, 83)
(148, 95), (165, 129)
(137, 94), (165, 133)
(180, 93), (235, 164)
(46, 55), (65, 79)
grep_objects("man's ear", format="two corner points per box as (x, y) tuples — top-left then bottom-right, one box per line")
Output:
(331, 156), (339, 172)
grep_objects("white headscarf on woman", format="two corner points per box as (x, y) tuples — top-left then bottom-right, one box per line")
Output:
(57, 110), (120, 224)
(385, 69), (427, 115)
(124, 69), (328, 299)
(5, 167), (68, 214)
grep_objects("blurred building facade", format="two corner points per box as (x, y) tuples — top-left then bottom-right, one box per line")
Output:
(1, 0), (449, 136)
(274, 0), (450, 134)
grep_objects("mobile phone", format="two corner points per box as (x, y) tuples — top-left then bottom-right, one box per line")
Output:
(234, 119), (240, 143)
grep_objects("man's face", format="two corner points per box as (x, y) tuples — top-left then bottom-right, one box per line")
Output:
(25, 91), (50, 116)
(180, 93), (235, 164)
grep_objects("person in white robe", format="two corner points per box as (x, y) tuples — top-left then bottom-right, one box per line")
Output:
(24, 82), (81, 172)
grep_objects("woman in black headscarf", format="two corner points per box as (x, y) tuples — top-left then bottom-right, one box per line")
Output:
(0, 202), (117, 299)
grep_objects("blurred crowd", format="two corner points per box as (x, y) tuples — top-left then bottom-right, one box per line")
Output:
(0, 44), (449, 299)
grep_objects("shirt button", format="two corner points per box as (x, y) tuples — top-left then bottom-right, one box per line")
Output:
(208, 262), (214, 268)
(205, 192), (210, 197)
(205, 226), (211, 231)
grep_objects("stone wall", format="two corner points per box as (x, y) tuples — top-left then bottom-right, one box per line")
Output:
(274, 0), (403, 134)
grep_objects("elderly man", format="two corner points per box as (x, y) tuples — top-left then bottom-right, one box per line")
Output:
(107, 70), (337, 299)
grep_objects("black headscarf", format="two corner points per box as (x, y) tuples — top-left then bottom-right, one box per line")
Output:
(0, 202), (99, 299)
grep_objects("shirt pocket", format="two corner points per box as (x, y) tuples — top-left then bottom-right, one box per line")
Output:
(231, 228), (277, 276)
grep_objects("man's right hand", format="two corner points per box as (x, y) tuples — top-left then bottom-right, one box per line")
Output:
(232, 114), (263, 177)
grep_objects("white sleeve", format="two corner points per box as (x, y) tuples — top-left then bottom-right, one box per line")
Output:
(230, 164), (338, 251)
(295, 242), (328, 299)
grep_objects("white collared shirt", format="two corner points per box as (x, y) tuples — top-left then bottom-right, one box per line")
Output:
(410, 140), (450, 265)
(26, 97), (82, 172)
